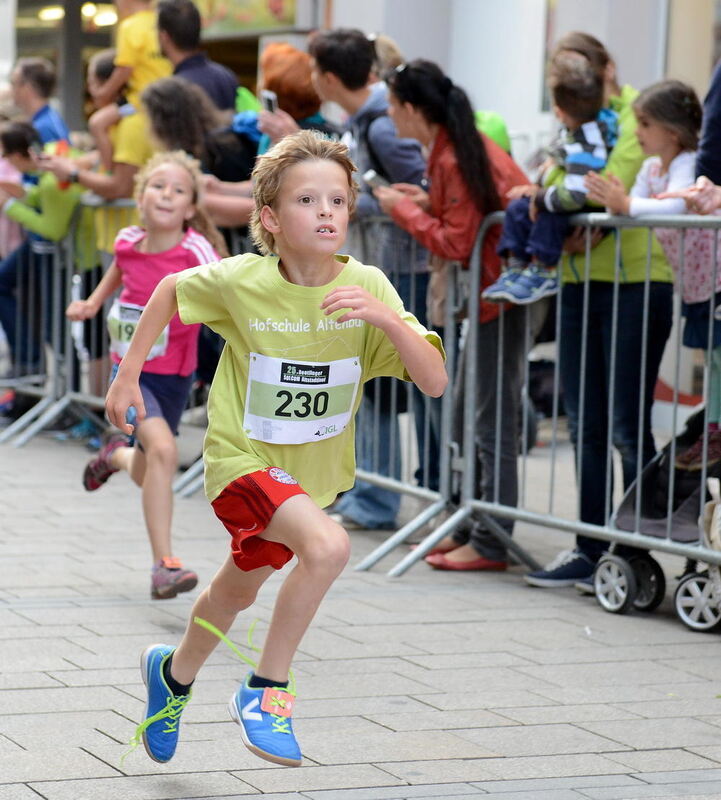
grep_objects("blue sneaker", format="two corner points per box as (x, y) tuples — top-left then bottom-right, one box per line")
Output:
(574, 575), (595, 595)
(134, 644), (191, 763)
(229, 673), (302, 767)
(524, 549), (594, 587)
(506, 265), (559, 305)
(482, 267), (524, 302)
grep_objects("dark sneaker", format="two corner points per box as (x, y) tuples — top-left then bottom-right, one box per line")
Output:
(82, 431), (128, 491)
(133, 644), (191, 763)
(229, 672), (302, 767)
(482, 267), (524, 302)
(524, 549), (594, 587)
(151, 557), (198, 600)
(506, 265), (559, 305)
(574, 575), (595, 595)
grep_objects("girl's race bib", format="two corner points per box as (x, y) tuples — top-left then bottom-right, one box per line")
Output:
(107, 300), (169, 361)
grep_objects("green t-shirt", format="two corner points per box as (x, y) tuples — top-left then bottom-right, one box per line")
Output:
(176, 252), (444, 505)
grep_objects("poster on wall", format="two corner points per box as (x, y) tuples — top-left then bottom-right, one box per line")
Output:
(197, 0), (296, 37)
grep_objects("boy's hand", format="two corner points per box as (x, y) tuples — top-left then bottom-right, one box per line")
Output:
(321, 285), (397, 331)
(106, 371), (145, 436)
(38, 154), (76, 183)
(585, 171), (629, 215)
(657, 176), (721, 214)
(507, 184), (539, 201)
(373, 185), (406, 214)
(390, 182), (430, 210)
(65, 299), (98, 321)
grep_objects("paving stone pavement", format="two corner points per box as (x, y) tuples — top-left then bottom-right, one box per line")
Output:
(2, 427), (721, 799)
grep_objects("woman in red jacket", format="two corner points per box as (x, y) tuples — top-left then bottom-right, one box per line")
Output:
(375, 59), (537, 572)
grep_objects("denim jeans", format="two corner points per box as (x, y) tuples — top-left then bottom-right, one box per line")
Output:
(335, 271), (438, 528)
(498, 196), (575, 266)
(559, 281), (673, 559)
(0, 239), (54, 372)
(451, 305), (533, 560)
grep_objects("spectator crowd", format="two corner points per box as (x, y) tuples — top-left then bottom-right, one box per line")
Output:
(3, 1), (721, 602)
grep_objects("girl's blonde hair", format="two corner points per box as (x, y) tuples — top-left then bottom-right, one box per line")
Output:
(134, 150), (229, 257)
(250, 130), (358, 255)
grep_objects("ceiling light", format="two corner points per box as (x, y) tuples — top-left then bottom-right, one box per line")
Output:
(38, 6), (65, 21)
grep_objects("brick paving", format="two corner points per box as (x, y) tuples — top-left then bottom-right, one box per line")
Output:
(2, 427), (721, 799)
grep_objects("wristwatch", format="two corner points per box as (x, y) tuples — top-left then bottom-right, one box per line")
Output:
(68, 168), (80, 183)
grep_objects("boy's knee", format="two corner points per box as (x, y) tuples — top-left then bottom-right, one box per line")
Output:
(208, 578), (258, 614)
(303, 522), (351, 575)
(145, 439), (177, 469)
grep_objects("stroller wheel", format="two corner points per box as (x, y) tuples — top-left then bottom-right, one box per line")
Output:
(629, 554), (666, 613)
(594, 555), (637, 614)
(674, 572), (721, 632)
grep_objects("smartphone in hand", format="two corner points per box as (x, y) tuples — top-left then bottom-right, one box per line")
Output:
(260, 89), (278, 113)
(363, 169), (390, 189)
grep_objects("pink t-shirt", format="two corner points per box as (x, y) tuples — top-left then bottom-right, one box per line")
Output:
(113, 225), (219, 375)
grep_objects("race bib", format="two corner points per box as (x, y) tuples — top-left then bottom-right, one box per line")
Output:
(107, 300), (169, 361)
(244, 352), (361, 444)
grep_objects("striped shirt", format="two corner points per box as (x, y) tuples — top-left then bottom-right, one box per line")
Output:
(537, 108), (619, 213)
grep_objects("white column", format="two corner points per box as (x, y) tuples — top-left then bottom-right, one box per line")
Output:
(0, 0), (17, 82)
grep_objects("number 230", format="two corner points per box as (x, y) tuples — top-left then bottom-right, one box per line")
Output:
(275, 390), (329, 418)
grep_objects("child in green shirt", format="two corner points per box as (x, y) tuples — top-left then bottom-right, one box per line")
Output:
(106, 130), (446, 768)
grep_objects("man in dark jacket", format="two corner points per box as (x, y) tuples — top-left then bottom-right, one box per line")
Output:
(157, 0), (238, 111)
(309, 28), (438, 530)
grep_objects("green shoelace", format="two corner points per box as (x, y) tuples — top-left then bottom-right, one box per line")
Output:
(121, 618), (295, 763)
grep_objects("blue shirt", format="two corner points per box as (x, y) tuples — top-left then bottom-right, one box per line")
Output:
(31, 104), (70, 144)
(174, 53), (238, 111)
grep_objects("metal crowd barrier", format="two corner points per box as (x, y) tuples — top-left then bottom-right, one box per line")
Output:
(0, 194), (135, 446)
(358, 211), (721, 627)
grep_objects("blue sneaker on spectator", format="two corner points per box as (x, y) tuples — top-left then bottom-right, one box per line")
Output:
(524, 549), (595, 587)
(229, 673), (302, 767)
(134, 644), (191, 763)
(482, 267), (524, 302)
(506, 265), (558, 305)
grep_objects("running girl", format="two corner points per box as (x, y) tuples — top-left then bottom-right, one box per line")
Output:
(67, 150), (226, 598)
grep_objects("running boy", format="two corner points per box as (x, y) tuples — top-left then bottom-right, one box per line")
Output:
(106, 130), (446, 767)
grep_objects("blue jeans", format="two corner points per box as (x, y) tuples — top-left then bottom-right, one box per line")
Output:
(0, 239), (54, 372)
(559, 281), (673, 559)
(498, 196), (576, 266)
(335, 271), (438, 528)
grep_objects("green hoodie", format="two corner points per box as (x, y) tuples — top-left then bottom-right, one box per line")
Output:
(546, 85), (673, 285)
(4, 171), (96, 271)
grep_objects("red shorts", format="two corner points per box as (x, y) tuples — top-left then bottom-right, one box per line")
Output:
(211, 467), (307, 571)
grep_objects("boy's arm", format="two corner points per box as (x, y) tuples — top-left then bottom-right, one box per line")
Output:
(106, 274), (179, 433)
(321, 285), (447, 397)
(3, 180), (77, 241)
(93, 66), (133, 109)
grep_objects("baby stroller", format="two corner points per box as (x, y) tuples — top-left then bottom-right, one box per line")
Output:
(592, 409), (721, 630)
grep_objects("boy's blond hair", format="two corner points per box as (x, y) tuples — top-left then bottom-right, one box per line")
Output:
(134, 150), (228, 257)
(250, 130), (358, 256)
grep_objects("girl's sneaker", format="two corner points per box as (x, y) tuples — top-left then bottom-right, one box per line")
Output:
(151, 557), (198, 600)
(229, 673), (302, 767)
(82, 431), (129, 490)
(482, 267), (524, 302)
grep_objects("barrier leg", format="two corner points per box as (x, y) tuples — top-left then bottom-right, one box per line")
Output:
(11, 395), (73, 447)
(354, 498), (447, 572)
(387, 505), (473, 577)
(177, 471), (206, 498)
(478, 512), (542, 571)
(0, 395), (54, 443)
(172, 456), (204, 493)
